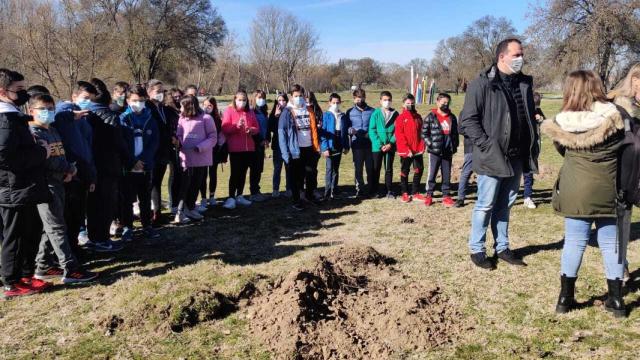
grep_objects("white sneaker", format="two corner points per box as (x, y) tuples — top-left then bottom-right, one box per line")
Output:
(524, 197), (537, 209)
(223, 197), (236, 210)
(133, 202), (140, 217)
(272, 191), (280, 198)
(236, 195), (252, 206)
(173, 211), (191, 224)
(185, 208), (204, 221)
(249, 193), (267, 202)
(208, 197), (217, 207)
(109, 221), (119, 236)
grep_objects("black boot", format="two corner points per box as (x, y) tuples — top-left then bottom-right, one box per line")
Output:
(555, 274), (577, 314)
(604, 278), (626, 318)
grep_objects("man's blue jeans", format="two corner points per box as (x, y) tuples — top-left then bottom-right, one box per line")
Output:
(469, 160), (523, 254)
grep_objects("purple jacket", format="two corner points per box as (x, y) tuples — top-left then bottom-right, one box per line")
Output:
(177, 113), (217, 168)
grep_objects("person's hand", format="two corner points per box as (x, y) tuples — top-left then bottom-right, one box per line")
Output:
(408, 151), (413, 158)
(73, 110), (89, 120)
(348, 127), (356, 136)
(89, 183), (96, 192)
(343, 149), (349, 155)
(132, 160), (144, 171)
(41, 143), (52, 159)
(63, 173), (73, 183)
(322, 150), (330, 158)
(171, 136), (179, 146)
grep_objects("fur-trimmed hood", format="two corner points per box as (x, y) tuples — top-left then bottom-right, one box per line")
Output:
(613, 95), (640, 119)
(541, 101), (624, 149)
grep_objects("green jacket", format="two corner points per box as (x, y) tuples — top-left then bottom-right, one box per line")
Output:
(368, 107), (398, 152)
(541, 102), (625, 218)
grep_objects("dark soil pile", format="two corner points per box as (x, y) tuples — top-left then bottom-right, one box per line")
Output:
(247, 246), (461, 359)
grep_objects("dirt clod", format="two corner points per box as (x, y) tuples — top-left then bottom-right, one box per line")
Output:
(248, 246), (460, 359)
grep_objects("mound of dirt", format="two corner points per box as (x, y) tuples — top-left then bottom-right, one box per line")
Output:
(247, 246), (461, 359)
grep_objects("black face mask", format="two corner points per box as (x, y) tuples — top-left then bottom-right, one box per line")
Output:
(406, 105), (415, 112)
(11, 90), (29, 107)
(439, 104), (449, 112)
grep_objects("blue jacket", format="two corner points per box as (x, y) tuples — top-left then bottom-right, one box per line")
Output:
(120, 107), (160, 172)
(255, 108), (269, 141)
(54, 101), (97, 184)
(278, 106), (320, 164)
(320, 111), (350, 153)
(345, 104), (374, 149)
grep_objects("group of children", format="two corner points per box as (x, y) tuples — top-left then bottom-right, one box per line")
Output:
(0, 67), (542, 298)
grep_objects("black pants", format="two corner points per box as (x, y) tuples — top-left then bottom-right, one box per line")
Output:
(151, 162), (168, 212)
(250, 146), (265, 195)
(289, 146), (318, 203)
(200, 161), (220, 200)
(168, 151), (182, 209)
(64, 180), (87, 255)
(352, 147), (374, 195)
(87, 176), (118, 242)
(372, 151), (395, 194)
(1, 205), (42, 285)
(121, 172), (152, 228)
(229, 152), (253, 198)
(400, 155), (424, 195)
(427, 153), (452, 196)
(178, 167), (207, 211)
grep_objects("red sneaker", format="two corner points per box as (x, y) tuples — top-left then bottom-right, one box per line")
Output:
(424, 195), (434, 206)
(413, 193), (426, 202)
(20, 277), (52, 292)
(443, 196), (455, 207)
(3, 284), (35, 298)
(401, 193), (412, 203)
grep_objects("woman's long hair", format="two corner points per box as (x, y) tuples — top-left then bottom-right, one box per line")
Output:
(269, 93), (288, 119)
(562, 70), (609, 112)
(608, 63), (640, 99)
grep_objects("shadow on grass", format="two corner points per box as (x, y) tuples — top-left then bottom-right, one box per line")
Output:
(84, 188), (364, 285)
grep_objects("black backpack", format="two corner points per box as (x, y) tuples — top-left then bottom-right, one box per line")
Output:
(617, 111), (640, 207)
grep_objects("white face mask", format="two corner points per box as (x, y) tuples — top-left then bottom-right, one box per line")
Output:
(381, 100), (391, 109)
(256, 98), (266, 107)
(152, 92), (164, 103)
(293, 96), (305, 108)
(236, 100), (246, 109)
(130, 101), (145, 113)
(204, 107), (213, 114)
(507, 56), (524, 74)
(329, 103), (340, 112)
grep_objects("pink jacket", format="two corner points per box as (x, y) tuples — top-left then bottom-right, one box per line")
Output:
(177, 113), (217, 168)
(221, 106), (259, 152)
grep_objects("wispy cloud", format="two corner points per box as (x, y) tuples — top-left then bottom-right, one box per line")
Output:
(302, 0), (356, 9)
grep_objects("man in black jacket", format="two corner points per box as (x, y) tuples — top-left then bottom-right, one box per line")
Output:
(0, 69), (52, 297)
(459, 38), (539, 270)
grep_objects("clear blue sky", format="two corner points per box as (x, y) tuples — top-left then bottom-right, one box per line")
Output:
(215, 0), (533, 64)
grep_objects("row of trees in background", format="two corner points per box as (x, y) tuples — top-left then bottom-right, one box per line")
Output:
(0, 0), (638, 98)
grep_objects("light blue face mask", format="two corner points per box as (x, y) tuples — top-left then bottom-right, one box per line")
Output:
(37, 109), (55, 125)
(76, 98), (92, 110)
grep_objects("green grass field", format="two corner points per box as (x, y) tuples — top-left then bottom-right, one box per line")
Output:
(2, 90), (640, 359)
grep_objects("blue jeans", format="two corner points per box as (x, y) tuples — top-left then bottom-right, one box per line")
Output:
(561, 217), (623, 280)
(458, 153), (473, 200)
(523, 172), (534, 198)
(469, 160), (523, 254)
(272, 149), (290, 192)
(325, 153), (342, 196)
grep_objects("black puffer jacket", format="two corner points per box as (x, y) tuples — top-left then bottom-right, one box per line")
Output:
(148, 101), (177, 165)
(459, 65), (539, 177)
(87, 103), (132, 178)
(422, 109), (459, 156)
(0, 103), (50, 206)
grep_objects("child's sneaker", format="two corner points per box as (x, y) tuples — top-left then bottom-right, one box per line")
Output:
(34, 267), (64, 281)
(121, 227), (134, 242)
(401, 193), (412, 203)
(208, 197), (217, 207)
(77, 228), (89, 246)
(196, 204), (208, 213)
(249, 193), (267, 202)
(524, 197), (537, 209)
(109, 221), (120, 236)
(424, 195), (434, 207)
(20, 277), (52, 292)
(62, 269), (99, 284)
(143, 226), (160, 239)
(222, 197), (236, 210)
(186, 208), (204, 221)
(3, 284), (35, 298)
(413, 193), (426, 202)
(272, 191), (280, 198)
(442, 196), (455, 207)
(173, 211), (191, 224)
(236, 195), (252, 206)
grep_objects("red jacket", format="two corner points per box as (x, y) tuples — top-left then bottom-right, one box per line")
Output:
(394, 109), (425, 158)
